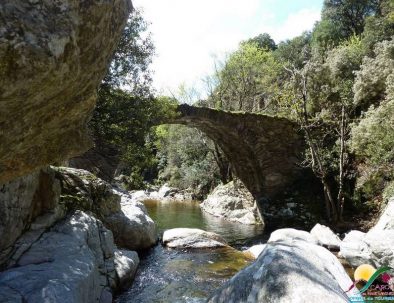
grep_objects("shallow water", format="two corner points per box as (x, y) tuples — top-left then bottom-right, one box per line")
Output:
(116, 200), (266, 303)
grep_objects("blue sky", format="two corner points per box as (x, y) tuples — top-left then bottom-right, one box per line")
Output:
(133, 0), (323, 97)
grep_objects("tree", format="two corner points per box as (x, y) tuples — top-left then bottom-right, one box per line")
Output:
(322, 0), (380, 37)
(311, 19), (344, 53)
(275, 32), (312, 69)
(351, 38), (394, 204)
(155, 124), (223, 198)
(361, 0), (394, 54)
(87, 9), (179, 188)
(211, 42), (273, 112)
(274, 36), (364, 222)
(242, 33), (277, 51)
(102, 8), (154, 96)
(91, 90), (177, 187)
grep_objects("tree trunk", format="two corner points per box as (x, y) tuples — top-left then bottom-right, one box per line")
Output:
(299, 75), (339, 223)
(213, 144), (232, 184)
(337, 105), (346, 221)
(322, 177), (339, 222)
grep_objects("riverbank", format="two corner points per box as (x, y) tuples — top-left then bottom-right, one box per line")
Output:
(118, 196), (394, 303)
(1, 168), (393, 303)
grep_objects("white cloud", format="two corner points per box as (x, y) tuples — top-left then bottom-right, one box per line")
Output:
(132, 0), (321, 97)
(257, 8), (321, 42)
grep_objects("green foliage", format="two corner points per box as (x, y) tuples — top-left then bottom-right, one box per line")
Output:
(326, 36), (364, 81)
(102, 9), (154, 96)
(275, 32), (312, 69)
(155, 125), (221, 197)
(362, 14), (394, 54)
(351, 100), (394, 165)
(210, 42), (273, 111)
(383, 181), (394, 203)
(88, 0), (394, 214)
(89, 8), (180, 188)
(91, 88), (178, 186)
(311, 19), (344, 52)
(322, 0), (380, 37)
(242, 33), (277, 51)
(353, 38), (394, 110)
(351, 54), (394, 203)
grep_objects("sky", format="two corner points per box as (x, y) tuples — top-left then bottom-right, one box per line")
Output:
(132, 0), (323, 97)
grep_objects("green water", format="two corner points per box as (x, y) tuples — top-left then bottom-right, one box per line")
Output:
(143, 199), (265, 246)
(116, 200), (265, 303)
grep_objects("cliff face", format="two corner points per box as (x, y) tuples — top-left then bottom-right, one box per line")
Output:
(0, 0), (132, 183)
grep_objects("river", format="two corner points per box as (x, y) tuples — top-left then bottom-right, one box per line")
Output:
(116, 199), (266, 303)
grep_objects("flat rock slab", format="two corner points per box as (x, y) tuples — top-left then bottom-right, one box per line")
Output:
(162, 228), (228, 249)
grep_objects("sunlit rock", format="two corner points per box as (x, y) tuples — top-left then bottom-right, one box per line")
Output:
(106, 189), (157, 250)
(115, 249), (139, 289)
(162, 228), (228, 249)
(268, 228), (318, 244)
(310, 223), (342, 249)
(207, 240), (361, 303)
(243, 244), (266, 259)
(201, 181), (263, 225)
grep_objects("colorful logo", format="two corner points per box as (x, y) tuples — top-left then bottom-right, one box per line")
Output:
(347, 264), (394, 302)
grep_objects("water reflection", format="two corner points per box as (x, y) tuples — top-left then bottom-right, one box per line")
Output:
(143, 199), (265, 246)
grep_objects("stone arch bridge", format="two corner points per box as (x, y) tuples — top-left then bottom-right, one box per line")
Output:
(165, 104), (305, 205)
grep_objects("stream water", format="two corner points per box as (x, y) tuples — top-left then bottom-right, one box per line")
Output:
(116, 200), (266, 303)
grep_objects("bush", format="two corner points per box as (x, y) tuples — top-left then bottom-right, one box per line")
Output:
(383, 181), (394, 204)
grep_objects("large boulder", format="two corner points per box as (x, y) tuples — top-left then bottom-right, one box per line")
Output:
(146, 184), (194, 202)
(371, 197), (394, 231)
(339, 230), (370, 267)
(55, 167), (121, 217)
(56, 167), (157, 250)
(207, 239), (361, 303)
(1, 166), (156, 269)
(105, 189), (157, 250)
(114, 249), (139, 289)
(310, 223), (342, 249)
(0, 0), (131, 183)
(0, 211), (139, 303)
(162, 228), (228, 249)
(268, 228), (318, 244)
(340, 199), (394, 268)
(200, 181), (263, 225)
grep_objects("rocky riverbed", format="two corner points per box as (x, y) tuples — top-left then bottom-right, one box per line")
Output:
(1, 167), (393, 302)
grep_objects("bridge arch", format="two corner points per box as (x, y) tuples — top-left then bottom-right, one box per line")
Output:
(165, 104), (305, 207)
